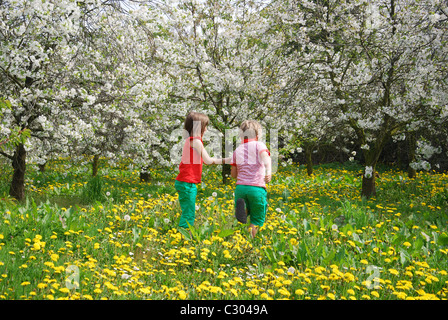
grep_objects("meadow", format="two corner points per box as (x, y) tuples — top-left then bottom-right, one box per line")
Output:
(0, 157), (447, 300)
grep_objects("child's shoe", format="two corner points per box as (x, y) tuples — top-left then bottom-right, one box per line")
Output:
(235, 198), (247, 224)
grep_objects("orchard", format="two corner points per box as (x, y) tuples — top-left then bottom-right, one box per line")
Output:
(0, 0), (447, 302)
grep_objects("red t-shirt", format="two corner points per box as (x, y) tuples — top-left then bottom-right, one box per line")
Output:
(176, 136), (203, 184)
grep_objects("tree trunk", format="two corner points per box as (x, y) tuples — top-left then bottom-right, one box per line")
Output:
(407, 132), (417, 179)
(361, 174), (376, 199)
(9, 143), (26, 201)
(221, 133), (232, 185)
(140, 166), (151, 182)
(38, 162), (46, 173)
(222, 163), (231, 184)
(92, 154), (100, 177)
(305, 145), (313, 176)
(358, 124), (392, 199)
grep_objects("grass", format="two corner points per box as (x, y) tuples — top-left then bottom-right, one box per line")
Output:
(0, 157), (447, 300)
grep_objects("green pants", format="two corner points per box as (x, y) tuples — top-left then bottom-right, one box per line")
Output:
(175, 180), (198, 229)
(234, 184), (268, 227)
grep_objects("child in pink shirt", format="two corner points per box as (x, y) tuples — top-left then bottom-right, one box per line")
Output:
(231, 120), (272, 238)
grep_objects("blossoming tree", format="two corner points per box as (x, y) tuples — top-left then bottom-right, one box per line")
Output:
(0, 0), (164, 199)
(150, 0), (289, 183)
(274, 0), (448, 198)
(0, 0), (88, 200)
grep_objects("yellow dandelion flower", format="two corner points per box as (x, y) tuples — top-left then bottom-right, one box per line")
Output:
(229, 288), (238, 297)
(260, 293), (269, 299)
(278, 287), (290, 297)
(251, 288), (260, 296)
(347, 289), (355, 295)
(37, 283), (47, 289)
(389, 268), (399, 276)
(178, 290), (187, 300)
(393, 291), (407, 300)
(295, 289), (305, 295)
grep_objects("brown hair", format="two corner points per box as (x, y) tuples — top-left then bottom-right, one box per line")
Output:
(240, 120), (262, 139)
(184, 111), (209, 137)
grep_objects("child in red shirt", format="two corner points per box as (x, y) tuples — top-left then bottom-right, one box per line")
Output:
(175, 111), (230, 229)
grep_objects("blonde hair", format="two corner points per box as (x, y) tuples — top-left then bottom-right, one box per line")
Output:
(240, 120), (262, 139)
(184, 111), (209, 137)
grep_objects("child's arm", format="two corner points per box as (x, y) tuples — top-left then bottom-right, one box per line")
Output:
(231, 165), (237, 179)
(191, 139), (231, 165)
(260, 150), (272, 183)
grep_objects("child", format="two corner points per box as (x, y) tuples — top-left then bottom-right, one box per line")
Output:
(175, 111), (230, 230)
(231, 120), (272, 238)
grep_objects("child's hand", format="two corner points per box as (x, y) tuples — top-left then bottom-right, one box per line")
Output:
(265, 174), (271, 183)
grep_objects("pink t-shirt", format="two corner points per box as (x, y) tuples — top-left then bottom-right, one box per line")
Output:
(231, 139), (270, 188)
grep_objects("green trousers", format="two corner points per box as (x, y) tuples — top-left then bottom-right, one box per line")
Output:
(234, 184), (268, 227)
(175, 180), (198, 229)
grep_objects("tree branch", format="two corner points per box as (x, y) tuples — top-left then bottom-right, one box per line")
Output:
(0, 150), (14, 160)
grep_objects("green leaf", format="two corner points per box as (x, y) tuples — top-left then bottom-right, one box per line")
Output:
(179, 228), (192, 241)
(392, 233), (404, 245)
(132, 227), (141, 243)
(322, 249), (336, 266)
(335, 247), (346, 264)
(437, 232), (448, 246)
(0, 98), (12, 109)
(400, 249), (410, 266)
(186, 222), (201, 242)
(218, 229), (234, 238)
(303, 219), (311, 232)
(341, 223), (353, 234)
(263, 247), (276, 264)
(413, 236), (424, 252)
